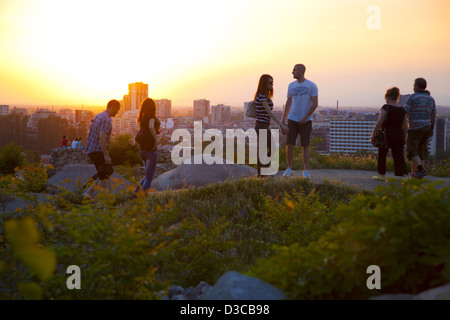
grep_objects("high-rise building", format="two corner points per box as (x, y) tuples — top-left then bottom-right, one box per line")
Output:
(211, 104), (231, 124)
(156, 99), (172, 119)
(330, 120), (378, 153)
(429, 118), (448, 156)
(0, 105), (9, 115)
(125, 82), (148, 113)
(193, 99), (210, 120)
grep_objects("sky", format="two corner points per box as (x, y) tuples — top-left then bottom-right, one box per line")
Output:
(1, 0), (449, 109)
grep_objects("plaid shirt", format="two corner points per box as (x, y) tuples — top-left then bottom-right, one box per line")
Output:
(84, 111), (112, 154)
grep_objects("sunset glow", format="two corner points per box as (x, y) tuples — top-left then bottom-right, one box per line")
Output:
(1, 0), (449, 108)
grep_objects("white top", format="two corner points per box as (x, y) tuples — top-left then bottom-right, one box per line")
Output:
(287, 79), (318, 122)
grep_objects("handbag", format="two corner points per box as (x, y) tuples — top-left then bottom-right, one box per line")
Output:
(371, 129), (388, 148)
(371, 106), (389, 148)
(245, 101), (256, 118)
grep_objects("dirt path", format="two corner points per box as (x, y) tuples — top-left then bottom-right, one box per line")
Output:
(274, 169), (450, 192)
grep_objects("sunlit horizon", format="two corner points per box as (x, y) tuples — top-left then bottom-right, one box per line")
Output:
(1, 0), (449, 108)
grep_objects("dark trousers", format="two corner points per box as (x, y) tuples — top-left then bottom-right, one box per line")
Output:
(255, 121), (273, 177)
(377, 129), (408, 176)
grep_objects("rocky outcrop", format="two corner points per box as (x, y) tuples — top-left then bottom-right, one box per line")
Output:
(47, 164), (132, 194)
(163, 271), (285, 300)
(151, 155), (257, 191)
(48, 148), (92, 176)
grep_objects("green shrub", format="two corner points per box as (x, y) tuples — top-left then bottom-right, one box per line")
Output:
(109, 134), (141, 166)
(0, 142), (24, 175)
(248, 179), (450, 299)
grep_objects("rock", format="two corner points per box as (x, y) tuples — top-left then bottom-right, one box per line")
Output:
(201, 271), (285, 300)
(47, 164), (133, 194)
(414, 283), (450, 300)
(151, 155), (257, 191)
(2, 194), (56, 214)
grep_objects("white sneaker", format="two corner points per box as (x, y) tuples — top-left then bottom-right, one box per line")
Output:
(302, 170), (310, 178)
(283, 168), (293, 177)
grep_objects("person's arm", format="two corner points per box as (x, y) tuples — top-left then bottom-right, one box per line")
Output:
(149, 118), (158, 151)
(262, 100), (287, 128)
(299, 96), (318, 124)
(371, 109), (386, 140)
(99, 131), (111, 164)
(281, 97), (292, 124)
(402, 113), (408, 139)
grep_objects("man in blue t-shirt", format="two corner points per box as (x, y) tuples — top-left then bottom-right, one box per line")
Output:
(281, 64), (319, 178)
(405, 77), (436, 179)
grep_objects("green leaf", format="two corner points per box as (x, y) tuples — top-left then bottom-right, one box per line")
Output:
(16, 247), (56, 282)
(18, 282), (43, 300)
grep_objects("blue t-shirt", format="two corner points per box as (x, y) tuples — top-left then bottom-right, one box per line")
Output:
(405, 92), (436, 130)
(287, 79), (318, 122)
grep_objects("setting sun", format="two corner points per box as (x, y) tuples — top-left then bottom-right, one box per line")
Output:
(1, 0), (449, 107)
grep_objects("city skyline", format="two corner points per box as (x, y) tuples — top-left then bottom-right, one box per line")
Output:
(1, 0), (450, 108)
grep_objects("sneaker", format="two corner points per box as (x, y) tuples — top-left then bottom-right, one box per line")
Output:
(372, 174), (386, 181)
(283, 168), (293, 177)
(302, 170), (310, 178)
(413, 169), (428, 179)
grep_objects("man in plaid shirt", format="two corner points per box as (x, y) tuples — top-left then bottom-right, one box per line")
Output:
(83, 99), (121, 199)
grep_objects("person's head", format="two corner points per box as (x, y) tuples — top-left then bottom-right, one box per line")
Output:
(63, 135), (66, 139)
(385, 87), (400, 103)
(138, 98), (157, 124)
(413, 78), (427, 92)
(254, 74), (274, 100)
(292, 64), (306, 80)
(106, 99), (121, 117)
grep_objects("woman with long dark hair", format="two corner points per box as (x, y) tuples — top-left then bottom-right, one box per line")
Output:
(135, 98), (161, 192)
(254, 74), (288, 177)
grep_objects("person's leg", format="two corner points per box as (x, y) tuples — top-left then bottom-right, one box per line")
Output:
(142, 151), (158, 191)
(84, 152), (105, 199)
(391, 143), (408, 176)
(302, 146), (310, 171)
(377, 147), (388, 176)
(299, 121), (312, 175)
(285, 120), (299, 174)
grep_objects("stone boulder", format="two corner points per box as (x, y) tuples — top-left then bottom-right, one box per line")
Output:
(151, 155), (257, 191)
(47, 164), (133, 194)
(1, 194), (55, 214)
(201, 271), (285, 300)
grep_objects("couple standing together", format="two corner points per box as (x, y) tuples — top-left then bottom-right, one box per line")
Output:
(82, 98), (160, 199)
(254, 64), (318, 178)
(371, 78), (436, 180)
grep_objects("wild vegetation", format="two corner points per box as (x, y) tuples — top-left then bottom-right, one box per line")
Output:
(0, 147), (448, 299)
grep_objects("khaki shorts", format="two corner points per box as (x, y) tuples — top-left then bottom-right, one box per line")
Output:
(406, 126), (431, 160)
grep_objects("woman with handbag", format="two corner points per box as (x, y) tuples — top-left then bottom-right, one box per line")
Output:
(135, 98), (161, 192)
(254, 74), (288, 177)
(370, 87), (408, 181)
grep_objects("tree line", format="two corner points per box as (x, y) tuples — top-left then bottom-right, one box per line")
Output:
(0, 114), (88, 155)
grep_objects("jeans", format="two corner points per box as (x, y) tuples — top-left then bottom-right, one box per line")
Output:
(135, 150), (158, 192)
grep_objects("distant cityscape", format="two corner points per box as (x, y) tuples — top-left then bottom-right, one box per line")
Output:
(1, 82), (449, 156)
